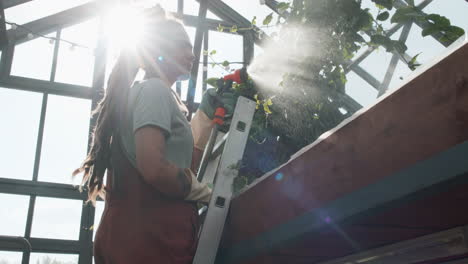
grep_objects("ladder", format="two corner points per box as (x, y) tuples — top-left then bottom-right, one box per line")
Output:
(192, 96), (256, 264)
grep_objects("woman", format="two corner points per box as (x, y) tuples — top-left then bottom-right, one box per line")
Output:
(74, 7), (218, 264)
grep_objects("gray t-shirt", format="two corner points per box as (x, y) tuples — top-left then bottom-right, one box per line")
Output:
(119, 78), (193, 169)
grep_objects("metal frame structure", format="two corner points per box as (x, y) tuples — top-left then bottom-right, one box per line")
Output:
(0, 0), (464, 263)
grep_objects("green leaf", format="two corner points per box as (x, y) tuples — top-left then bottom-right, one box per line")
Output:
(352, 33), (366, 43)
(409, 53), (420, 64)
(263, 103), (272, 114)
(222, 60), (230, 67)
(409, 63), (421, 71)
(426, 14), (450, 28)
(377, 11), (390, 21)
(340, 70), (347, 85)
(422, 25), (440, 37)
(370, 34), (393, 50)
(209, 50), (217, 56)
(371, 0), (394, 10)
(357, 10), (373, 31)
(377, 24), (384, 34)
(392, 40), (408, 53)
(251, 16), (257, 26)
(263, 13), (274, 26)
(277, 2), (290, 13)
(205, 77), (219, 88)
(408, 53), (421, 71)
(342, 47), (351, 60)
(230, 25), (238, 33)
(407, 52), (421, 70)
(445, 25), (465, 41)
(375, 4), (386, 10)
(217, 24), (224, 32)
(447, 25), (465, 36)
(391, 7), (420, 24)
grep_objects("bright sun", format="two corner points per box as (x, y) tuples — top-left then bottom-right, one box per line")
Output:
(103, 6), (146, 51)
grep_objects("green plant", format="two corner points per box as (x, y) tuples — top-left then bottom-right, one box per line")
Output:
(207, 0), (465, 189)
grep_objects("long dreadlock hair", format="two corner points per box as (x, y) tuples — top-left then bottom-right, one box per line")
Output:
(73, 6), (186, 204)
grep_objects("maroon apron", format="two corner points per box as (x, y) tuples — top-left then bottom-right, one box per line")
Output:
(94, 138), (199, 264)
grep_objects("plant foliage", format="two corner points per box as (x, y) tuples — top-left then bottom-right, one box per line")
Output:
(207, 0), (465, 192)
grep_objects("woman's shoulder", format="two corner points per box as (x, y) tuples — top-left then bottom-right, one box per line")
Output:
(133, 78), (171, 98)
(140, 77), (166, 88)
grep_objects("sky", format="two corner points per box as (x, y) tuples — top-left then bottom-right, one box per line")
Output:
(0, 0), (467, 263)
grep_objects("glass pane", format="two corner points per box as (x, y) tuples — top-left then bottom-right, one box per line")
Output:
(358, 48), (394, 84)
(38, 95), (91, 185)
(175, 68), (203, 102)
(208, 31), (243, 64)
(345, 71), (378, 107)
(179, 67), (203, 103)
(0, 88), (42, 180)
(0, 251), (22, 264)
(30, 253), (78, 264)
(184, 0), (220, 19)
(207, 31), (243, 90)
(31, 197), (82, 240)
(220, 0), (279, 35)
(5, 0), (91, 26)
(184, 0), (199, 16)
(388, 60), (413, 92)
(92, 201), (105, 241)
(55, 19), (99, 87)
(405, 24), (447, 66)
(207, 10), (221, 20)
(11, 33), (55, 81)
(0, 194), (29, 237)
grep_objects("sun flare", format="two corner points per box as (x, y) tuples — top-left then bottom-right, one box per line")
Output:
(103, 6), (146, 51)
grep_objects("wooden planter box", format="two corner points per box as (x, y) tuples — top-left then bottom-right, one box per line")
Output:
(217, 40), (468, 264)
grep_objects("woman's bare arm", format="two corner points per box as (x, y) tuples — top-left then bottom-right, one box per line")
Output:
(135, 126), (191, 198)
(190, 109), (215, 172)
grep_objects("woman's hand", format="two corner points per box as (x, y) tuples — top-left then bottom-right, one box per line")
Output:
(184, 169), (212, 204)
(198, 87), (237, 119)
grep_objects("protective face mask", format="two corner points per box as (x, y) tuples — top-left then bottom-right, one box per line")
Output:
(157, 56), (191, 81)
